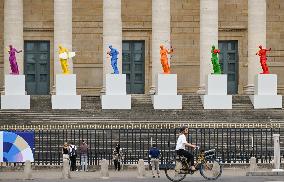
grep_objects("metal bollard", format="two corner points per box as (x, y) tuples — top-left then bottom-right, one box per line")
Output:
(24, 160), (32, 180)
(249, 157), (257, 172)
(100, 159), (109, 179)
(137, 159), (146, 178)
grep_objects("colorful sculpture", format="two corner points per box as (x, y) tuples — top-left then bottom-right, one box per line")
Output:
(256, 45), (271, 74)
(58, 45), (70, 74)
(160, 44), (173, 74)
(211, 45), (221, 74)
(107, 45), (119, 74)
(8, 45), (22, 75)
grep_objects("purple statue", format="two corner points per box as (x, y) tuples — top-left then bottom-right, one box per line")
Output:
(8, 45), (22, 75)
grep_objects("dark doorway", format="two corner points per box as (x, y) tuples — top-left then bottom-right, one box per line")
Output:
(218, 41), (239, 94)
(24, 41), (50, 95)
(122, 41), (145, 94)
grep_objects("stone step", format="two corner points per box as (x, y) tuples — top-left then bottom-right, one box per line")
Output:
(0, 95), (283, 124)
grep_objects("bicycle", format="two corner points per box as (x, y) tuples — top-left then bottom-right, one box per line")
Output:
(165, 148), (222, 182)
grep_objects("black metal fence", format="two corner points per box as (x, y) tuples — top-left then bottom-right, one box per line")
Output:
(4, 126), (284, 166)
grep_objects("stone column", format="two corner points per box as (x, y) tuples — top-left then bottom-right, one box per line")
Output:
(272, 134), (283, 172)
(197, 0), (218, 94)
(4, 0), (23, 75)
(54, 0), (73, 77)
(245, 0), (266, 94)
(150, 0), (171, 94)
(102, 0), (122, 93)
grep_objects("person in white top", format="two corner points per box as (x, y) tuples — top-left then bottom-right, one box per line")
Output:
(175, 126), (196, 171)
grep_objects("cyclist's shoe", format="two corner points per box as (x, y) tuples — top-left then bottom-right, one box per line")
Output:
(190, 166), (197, 171)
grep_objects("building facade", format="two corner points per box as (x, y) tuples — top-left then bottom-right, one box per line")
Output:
(0, 0), (283, 96)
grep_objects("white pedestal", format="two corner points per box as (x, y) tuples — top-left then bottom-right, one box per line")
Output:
(52, 74), (81, 109)
(1, 75), (30, 109)
(101, 74), (131, 109)
(250, 74), (282, 109)
(201, 74), (232, 109)
(152, 74), (182, 109)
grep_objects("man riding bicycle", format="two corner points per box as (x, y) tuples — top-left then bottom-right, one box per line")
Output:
(175, 126), (196, 171)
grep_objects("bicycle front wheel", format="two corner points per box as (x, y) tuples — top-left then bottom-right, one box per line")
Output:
(199, 159), (222, 180)
(164, 159), (186, 182)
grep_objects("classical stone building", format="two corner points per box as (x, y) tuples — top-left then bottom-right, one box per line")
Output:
(0, 0), (283, 96)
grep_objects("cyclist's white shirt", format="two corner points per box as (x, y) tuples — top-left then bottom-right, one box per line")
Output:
(175, 134), (187, 150)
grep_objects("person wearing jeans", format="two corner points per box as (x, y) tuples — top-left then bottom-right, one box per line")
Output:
(80, 140), (88, 171)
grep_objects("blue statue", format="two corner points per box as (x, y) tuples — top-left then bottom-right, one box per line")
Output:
(107, 45), (119, 74)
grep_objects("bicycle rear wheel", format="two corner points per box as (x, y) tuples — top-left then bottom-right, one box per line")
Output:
(199, 159), (222, 180)
(165, 159), (187, 182)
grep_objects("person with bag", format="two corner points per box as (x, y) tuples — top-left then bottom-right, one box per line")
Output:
(69, 142), (77, 171)
(112, 144), (123, 171)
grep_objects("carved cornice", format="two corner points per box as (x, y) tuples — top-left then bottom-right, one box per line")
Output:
(24, 27), (54, 32)
(122, 27), (151, 32)
(219, 27), (247, 32)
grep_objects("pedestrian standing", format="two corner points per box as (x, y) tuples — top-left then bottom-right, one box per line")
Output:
(80, 140), (89, 172)
(149, 144), (160, 178)
(62, 142), (69, 160)
(112, 144), (123, 171)
(69, 142), (77, 171)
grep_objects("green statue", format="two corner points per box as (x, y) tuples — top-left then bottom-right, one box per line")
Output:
(211, 45), (221, 74)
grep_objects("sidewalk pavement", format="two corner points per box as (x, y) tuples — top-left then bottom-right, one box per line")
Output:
(1, 168), (246, 180)
(1, 168), (284, 182)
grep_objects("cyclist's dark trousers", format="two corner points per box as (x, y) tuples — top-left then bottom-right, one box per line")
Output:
(176, 149), (194, 166)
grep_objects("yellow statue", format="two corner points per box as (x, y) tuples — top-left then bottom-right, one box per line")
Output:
(58, 45), (70, 74)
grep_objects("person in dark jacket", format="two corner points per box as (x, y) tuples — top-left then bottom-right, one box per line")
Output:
(69, 142), (77, 171)
(112, 144), (123, 171)
(149, 144), (160, 178)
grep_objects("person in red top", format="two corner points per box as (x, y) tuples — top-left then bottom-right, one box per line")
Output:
(256, 45), (271, 74)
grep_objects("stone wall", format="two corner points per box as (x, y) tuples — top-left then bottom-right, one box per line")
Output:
(0, 0), (4, 88)
(0, 0), (283, 95)
(267, 0), (284, 93)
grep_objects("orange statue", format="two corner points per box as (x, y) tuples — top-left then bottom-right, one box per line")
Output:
(160, 44), (173, 74)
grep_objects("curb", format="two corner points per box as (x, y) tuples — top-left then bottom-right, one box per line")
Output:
(246, 171), (284, 176)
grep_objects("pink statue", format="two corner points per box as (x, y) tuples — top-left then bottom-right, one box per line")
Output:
(8, 45), (22, 75)
(256, 45), (271, 74)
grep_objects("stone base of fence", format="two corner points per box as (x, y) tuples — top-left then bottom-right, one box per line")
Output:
(1, 163), (283, 172)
